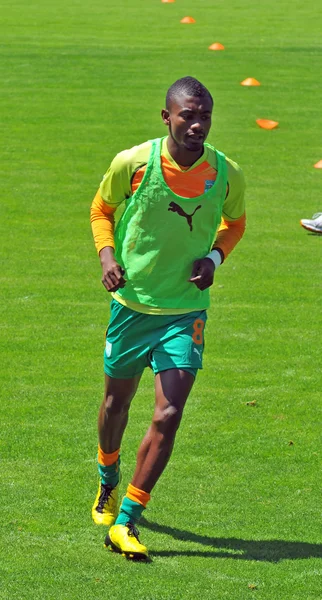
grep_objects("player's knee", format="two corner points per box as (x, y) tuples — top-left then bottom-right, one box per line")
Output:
(153, 405), (183, 436)
(103, 394), (131, 418)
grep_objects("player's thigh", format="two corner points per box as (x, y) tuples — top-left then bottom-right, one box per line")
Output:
(153, 369), (195, 433)
(103, 372), (142, 405)
(155, 369), (195, 409)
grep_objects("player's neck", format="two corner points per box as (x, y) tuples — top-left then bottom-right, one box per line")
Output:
(166, 137), (204, 167)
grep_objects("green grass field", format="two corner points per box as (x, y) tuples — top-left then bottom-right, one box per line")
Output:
(1, 0), (322, 598)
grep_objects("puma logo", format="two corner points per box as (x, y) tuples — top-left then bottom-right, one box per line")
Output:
(168, 201), (202, 231)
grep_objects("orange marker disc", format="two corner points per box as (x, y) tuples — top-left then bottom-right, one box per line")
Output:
(241, 77), (261, 86)
(162, 0), (175, 3)
(314, 160), (322, 169)
(180, 16), (196, 23)
(209, 42), (225, 50)
(256, 119), (279, 130)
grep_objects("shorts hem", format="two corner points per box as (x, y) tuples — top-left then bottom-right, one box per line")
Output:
(104, 368), (145, 380)
(153, 366), (200, 376)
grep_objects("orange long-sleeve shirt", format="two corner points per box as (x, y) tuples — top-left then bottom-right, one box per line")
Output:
(91, 138), (246, 259)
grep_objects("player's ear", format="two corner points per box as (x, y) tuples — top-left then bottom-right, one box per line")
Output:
(161, 109), (170, 126)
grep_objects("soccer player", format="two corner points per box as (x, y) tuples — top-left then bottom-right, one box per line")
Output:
(90, 76), (246, 559)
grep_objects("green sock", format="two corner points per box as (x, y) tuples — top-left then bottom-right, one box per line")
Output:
(115, 496), (145, 526)
(98, 456), (120, 488)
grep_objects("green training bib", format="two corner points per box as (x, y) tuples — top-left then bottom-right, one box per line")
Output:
(114, 137), (227, 309)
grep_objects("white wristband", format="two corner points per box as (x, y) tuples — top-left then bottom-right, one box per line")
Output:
(205, 249), (223, 269)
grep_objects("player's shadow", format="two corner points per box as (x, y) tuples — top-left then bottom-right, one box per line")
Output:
(140, 518), (322, 562)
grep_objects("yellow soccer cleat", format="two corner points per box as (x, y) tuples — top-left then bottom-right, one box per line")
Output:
(91, 481), (120, 526)
(105, 523), (148, 560)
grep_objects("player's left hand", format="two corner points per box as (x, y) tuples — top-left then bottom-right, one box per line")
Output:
(188, 258), (215, 290)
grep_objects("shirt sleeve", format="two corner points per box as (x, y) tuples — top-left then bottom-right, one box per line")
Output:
(91, 149), (135, 253)
(99, 151), (133, 207)
(91, 143), (151, 254)
(211, 155), (246, 260)
(212, 213), (246, 260)
(222, 158), (246, 221)
(90, 189), (117, 253)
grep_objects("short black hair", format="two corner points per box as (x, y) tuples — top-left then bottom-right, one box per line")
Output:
(166, 76), (213, 109)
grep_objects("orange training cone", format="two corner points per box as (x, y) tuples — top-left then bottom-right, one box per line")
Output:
(241, 77), (261, 86)
(256, 119), (279, 130)
(180, 16), (196, 23)
(209, 42), (225, 50)
(314, 160), (322, 169)
(162, 0), (175, 3)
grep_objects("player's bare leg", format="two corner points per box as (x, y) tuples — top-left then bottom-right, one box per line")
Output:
(131, 369), (195, 492)
(92, 374), (141, 526)
(98, 373), (142, 453)
(107, 368), (195, 558)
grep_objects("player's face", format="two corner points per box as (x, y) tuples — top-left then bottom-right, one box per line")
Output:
(162, 95), (213, 152)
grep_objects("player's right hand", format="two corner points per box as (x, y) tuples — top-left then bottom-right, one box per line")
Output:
(102, 264), (126, 292)
(100, 247), (126, 293)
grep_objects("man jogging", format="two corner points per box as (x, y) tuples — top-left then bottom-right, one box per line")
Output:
(90, 76), (246, 559)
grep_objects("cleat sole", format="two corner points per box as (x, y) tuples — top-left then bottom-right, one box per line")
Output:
(104, 528), (148, 561)
(125, 552), (149, 561)
(106, 540), (148, 560)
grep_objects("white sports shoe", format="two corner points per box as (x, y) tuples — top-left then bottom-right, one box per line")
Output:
(300, 213), (322, 234)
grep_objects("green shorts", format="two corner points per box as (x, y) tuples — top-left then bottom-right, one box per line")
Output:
(103, 299), (207, 379)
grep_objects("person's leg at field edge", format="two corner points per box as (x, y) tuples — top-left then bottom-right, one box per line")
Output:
(91, 373), (142, 526)
(107, 368), (195, 557)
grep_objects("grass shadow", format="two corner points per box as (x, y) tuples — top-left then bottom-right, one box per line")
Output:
(140, 518), (322, 562)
